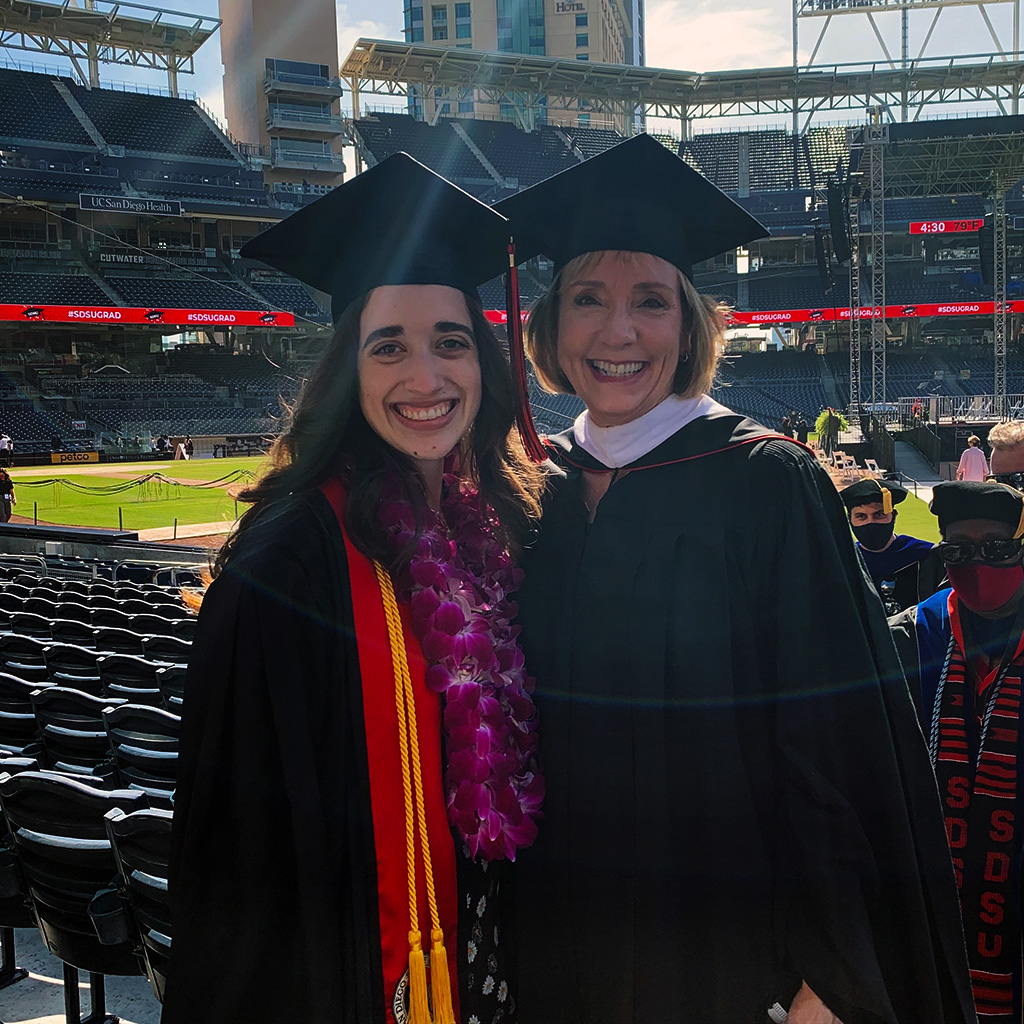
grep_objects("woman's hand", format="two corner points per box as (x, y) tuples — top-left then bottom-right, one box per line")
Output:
(788, 982), (843, 1024)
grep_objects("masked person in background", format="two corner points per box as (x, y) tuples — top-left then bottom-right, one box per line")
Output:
(890, 480), (1024, 1024)
(841, 478), (945, 614)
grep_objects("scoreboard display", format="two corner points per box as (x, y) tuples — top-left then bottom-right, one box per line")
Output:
(909, 219), (985, 234)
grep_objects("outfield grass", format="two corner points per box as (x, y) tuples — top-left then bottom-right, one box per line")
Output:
(11, 457), (269, 532)
(887, 491), (941, 544)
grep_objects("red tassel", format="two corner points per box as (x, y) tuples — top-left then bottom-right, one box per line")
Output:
(506, 240), (549, 463)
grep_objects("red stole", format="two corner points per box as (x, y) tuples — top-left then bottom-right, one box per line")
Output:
(321, 477), (460, 1024)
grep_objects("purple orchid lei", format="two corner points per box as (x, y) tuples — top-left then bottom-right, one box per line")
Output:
(377, 471), (544, 862)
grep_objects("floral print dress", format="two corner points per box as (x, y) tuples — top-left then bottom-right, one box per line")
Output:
(457, 848), (515, 1024)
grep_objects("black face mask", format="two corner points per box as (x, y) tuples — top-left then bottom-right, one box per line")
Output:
(853, 521), (895, 551)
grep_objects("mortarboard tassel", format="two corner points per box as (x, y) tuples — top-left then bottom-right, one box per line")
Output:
(881, 487), (893, 516)
(506, 240), (549, 464)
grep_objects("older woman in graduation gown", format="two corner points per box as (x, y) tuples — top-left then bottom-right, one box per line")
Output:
(496, 135), (973, 1024)
(163, 155), (544, 1024)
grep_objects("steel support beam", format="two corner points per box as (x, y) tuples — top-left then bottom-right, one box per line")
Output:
(868, 121), (888, 413)
(849, 188), (862, 415)
(994, 190), (1008, 417)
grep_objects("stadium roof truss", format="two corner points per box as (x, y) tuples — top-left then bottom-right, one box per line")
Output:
(341, 39), (1024, 130)
(850, 125), (1024, 196)
(0, 0), (220, 91)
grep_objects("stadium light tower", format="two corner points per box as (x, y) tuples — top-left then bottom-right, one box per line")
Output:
(793, 0), (1022, 124)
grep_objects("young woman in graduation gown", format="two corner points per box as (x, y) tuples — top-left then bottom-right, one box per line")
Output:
(495, 135), (974, 1024)
(162, 154), (544, 1024)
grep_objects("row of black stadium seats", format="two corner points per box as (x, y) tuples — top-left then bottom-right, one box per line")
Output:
(0, 759), (173, 1012)
(1, 686), (178, 796)
(2, 578), (190, 608)
(1, 607), (194, 645)
(0, 628), (190, 672)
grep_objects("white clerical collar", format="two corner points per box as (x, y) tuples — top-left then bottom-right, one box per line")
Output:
(573, 393), (730, 469)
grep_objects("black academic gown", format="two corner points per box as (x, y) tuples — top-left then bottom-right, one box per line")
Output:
(162, 489), (512, 1024)
(513, 409), (974, 1024)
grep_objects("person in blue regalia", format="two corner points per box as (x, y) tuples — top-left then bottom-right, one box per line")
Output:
(890, 480), (1024, 1024)
(840, 477), (945, 613)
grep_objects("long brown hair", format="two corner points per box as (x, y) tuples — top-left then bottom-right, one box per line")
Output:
(215, 289), (544, 577)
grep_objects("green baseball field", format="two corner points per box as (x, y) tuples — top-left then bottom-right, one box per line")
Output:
(8, 457), (268, 535)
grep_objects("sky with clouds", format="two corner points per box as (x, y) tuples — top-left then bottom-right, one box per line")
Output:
(3, 0), (1015, 132)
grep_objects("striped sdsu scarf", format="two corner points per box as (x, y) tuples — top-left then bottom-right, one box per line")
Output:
(932, 600), (1024, 1022)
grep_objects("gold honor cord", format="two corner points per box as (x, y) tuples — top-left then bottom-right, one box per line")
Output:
(373, 561), (457, 1024)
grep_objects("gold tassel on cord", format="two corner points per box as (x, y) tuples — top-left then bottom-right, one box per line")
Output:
(376, 560), (458, 1024)
(430, 927), (457, 1024)
(408, 930), (432, 1024)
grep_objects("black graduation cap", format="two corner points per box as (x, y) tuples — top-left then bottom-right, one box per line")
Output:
(240, 153), (513, 321)
(840, 479), (908, 514)
(494, 134), (770, 279)
(930, 481), (1024, 537)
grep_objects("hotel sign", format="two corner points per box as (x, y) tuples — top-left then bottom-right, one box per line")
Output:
(555, 1), (585, 10)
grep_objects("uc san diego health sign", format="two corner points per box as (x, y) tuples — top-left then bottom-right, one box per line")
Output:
(79, 194), (183, 217)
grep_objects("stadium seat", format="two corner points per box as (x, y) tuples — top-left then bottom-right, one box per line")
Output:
(0, 591), (23, 614)
(142, 636), (190, 664)
(52, 616), (96, 643)
(0, 770), (147, 1023)
(86, 594), (123, 612)
(155, 665), (185, 712)
(10, 612), (52, 639)
(130, 613), (177, 638)
(91, 607), (134, 630)
(0, 635), (50, 682)
(58, 601), (99, 623)
(93, 628), (146, 658)
(59, 580), (91, 599)
(105, 806), (173, 1002)
(123, 598), (189, 621)
(171, 617), (196, 642)
(30, 686), (123, 777)
(0, 672), (44, 759)
(43, 644), (103, 693)
(102, 704), (179, 807)
(97, 655), (164, 707)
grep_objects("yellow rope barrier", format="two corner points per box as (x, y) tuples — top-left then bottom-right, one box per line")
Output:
(373, 561), (456, 1024)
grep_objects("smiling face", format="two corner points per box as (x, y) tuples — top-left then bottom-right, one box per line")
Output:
(556, 251), (685, 428)
(357, 284), (482, 477)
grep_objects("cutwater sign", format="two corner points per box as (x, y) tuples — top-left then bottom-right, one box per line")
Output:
(79, 194), (183, 217)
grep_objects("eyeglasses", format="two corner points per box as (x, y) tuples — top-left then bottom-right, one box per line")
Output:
(986, 473), (1024, 490)
(938, 539), (1024, 565)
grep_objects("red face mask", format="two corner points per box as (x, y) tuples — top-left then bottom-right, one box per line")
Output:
(947, 562), (1024, 614)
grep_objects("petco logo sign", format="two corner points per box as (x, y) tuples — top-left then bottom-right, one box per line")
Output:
(51, 452), (99, 464)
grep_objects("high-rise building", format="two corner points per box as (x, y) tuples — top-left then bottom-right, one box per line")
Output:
(220, 0), (345, 193)
(403, 0), (643, 128)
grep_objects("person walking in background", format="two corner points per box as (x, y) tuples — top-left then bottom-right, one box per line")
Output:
(795, 413), (810, 444)
(957, 434), (989, 481)
(0, 433), (12, 467)
(0, 468), (16, 522)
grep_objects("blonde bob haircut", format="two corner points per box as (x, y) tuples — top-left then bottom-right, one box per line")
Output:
(525, 250), (729, 399)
